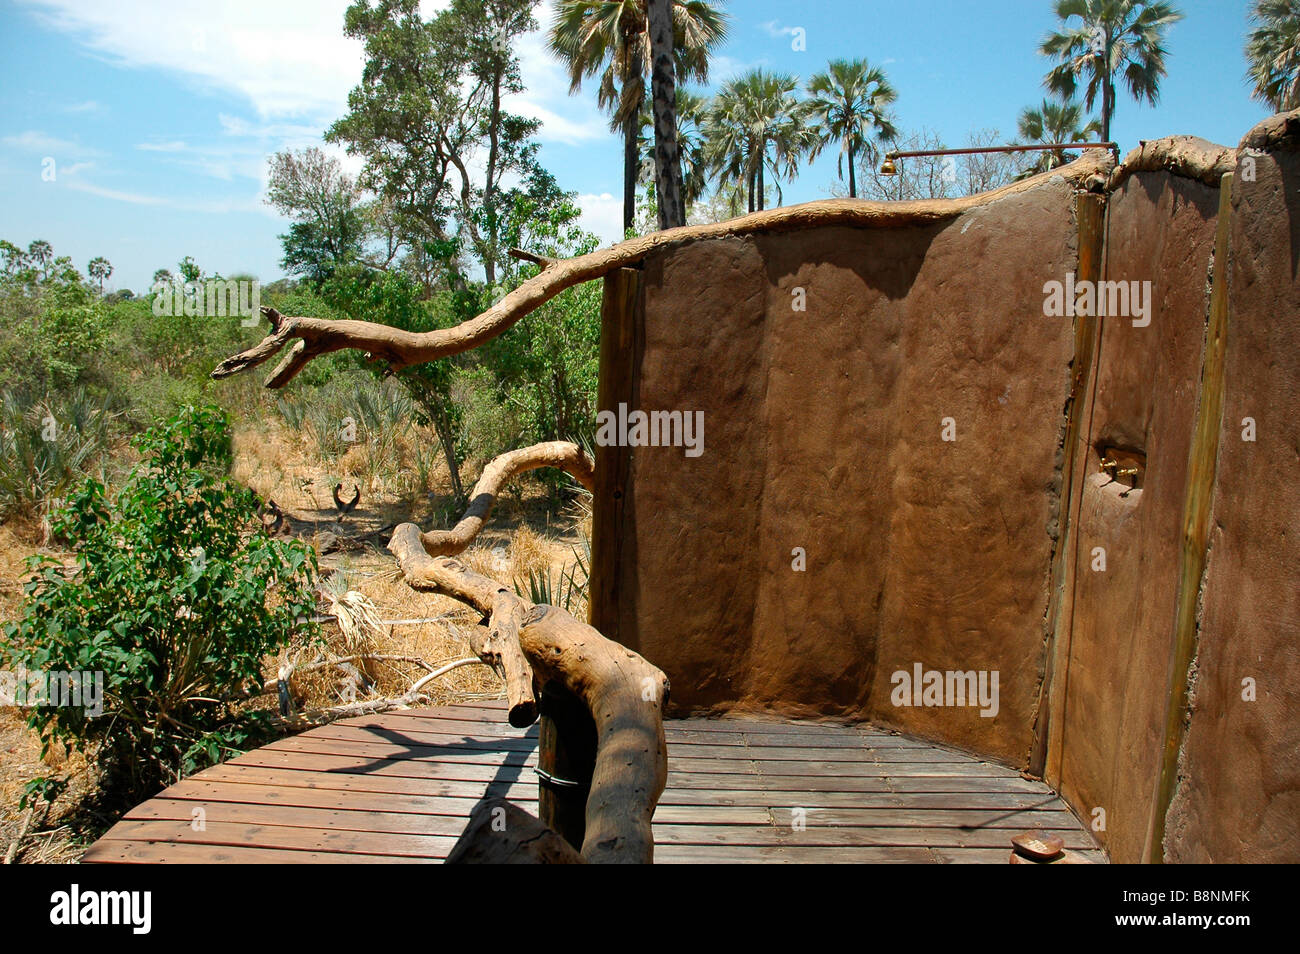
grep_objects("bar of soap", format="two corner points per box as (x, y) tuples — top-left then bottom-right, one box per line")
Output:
(1011, 830), (1065, 860)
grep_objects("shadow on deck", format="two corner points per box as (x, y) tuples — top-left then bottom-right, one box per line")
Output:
(82, 700), (1106, 864)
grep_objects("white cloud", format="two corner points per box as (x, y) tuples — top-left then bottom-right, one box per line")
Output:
(758, 20), (798, 38)
(21, 0), (608, 149)
(63, 180), (165, 205)
(18, 0), (365, 122)
(63, 177), (265, 214)
(63, 99), (103, 113)
(576, 192), (623, 246)
(137, 140), (188, 152)
(2, 130), (103, 155)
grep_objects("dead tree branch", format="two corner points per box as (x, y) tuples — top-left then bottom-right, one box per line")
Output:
(211, 151), (1113, 389)
(420, 441), (594, 556)
(388, 523), (669, 863)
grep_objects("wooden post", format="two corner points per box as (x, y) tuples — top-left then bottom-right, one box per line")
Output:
(1032, 191), (1106, 781)
(1145, 173), (1235, 863)
(588, 268), (642, 648)
(537, 681), (598, 852)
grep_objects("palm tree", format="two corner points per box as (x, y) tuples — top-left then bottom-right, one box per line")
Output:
(87, 256), (113, 295)
(1040, 0), (1183, 144)
(549, 0), (728, 234)
(1246, 0), (1300, 111)
(27, 240), (53, 280)
(1017, 98), (1103, 172)
(646, 0), (682, 228)
(638, 89), (709, 208)
(704, 69), (818, 213)
(806, 58), (898, 198)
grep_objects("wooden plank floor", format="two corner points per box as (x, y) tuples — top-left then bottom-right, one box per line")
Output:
(83, 700), (1105, 864)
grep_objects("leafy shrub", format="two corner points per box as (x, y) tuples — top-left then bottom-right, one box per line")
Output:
(0, 405), (319, 804)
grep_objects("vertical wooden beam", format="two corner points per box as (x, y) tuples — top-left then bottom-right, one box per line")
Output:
(537, 681), (598, 851)
(1145, 172), (1235, 863)
(588, 267), (642, 648)
(1032, 191), (1106, 781)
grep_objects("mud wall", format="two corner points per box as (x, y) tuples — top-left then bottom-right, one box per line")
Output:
(614, 180), (1080, 765)
(1163, 140), (1300, 864)
(1045, 171), (1221, 864)
(589, 117), (1300, 863)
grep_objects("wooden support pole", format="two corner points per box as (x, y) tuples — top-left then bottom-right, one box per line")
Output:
(1145, 172), (1236, 863)
(537, 682), (598, 851)
(588, 268), (642, 647)
(1033, 191), (1107, 782)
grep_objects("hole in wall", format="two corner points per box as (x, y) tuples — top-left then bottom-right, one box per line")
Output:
(1094, 443), (1146, 499)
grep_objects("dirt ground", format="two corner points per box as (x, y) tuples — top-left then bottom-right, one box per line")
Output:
(0, 423), (588, 864)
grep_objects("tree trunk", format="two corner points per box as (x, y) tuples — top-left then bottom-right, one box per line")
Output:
(1100, 33), (1112, 145)
(757, 159), (765, 212)
(647, 0), (684, 230)
(432, 407), (464, 502)
(848, 140), (858, 198)
(484, 64), (502, 287)
(623, 113), (639, 235)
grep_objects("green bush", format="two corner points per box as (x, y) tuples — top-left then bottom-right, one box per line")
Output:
(1, 405), (319, 804)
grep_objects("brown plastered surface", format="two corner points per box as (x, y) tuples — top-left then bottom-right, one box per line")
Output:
(1051, 171), (1220, 863)
(1163, 141), (1300, 864)
(625, 180), (1078, 764)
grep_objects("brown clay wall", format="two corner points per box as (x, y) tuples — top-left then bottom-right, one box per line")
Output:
(1047, 171), (1220, 863)
(593, 120), (1299, 863)
(1163, 142), (1300, 864)
(620, 180), (1078, 765)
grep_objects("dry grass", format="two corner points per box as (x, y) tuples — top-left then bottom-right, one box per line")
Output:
(287, 556), (504, 709)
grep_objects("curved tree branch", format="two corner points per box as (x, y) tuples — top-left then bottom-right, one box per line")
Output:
(212, 150), (1114, 389)
(387, 522), (668, 863)
(421, 441), (594, 557)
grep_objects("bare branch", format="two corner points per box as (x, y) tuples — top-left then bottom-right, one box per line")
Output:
(212, 150), (1114, 389)
(387, 521), (668, 862)
(507, 247), (557, 269)
(421, 441), (594, 557)
(388, 522), (538, 727)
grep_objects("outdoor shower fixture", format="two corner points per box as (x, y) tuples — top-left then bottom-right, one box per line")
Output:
(880, 141), (1121, 175)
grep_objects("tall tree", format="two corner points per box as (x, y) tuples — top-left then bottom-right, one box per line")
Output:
(266, 147), (371, 285)
(1040, 0), (1183, 144)
(1246, 0), (1300, 111)
(27, 240), (52, 281)
(806, 58), (897, 199)
(704, 69), (817, 213)
(549, 0), (728, 234)
(647, 0), (684, 229)
(328, 0), (551, 287)
(1017, 98), (1103, 172)
(638, 89), (709, 209)
(87, 257), (113, 295)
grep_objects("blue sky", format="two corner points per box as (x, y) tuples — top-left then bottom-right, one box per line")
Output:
(0, 0), (1270, 292)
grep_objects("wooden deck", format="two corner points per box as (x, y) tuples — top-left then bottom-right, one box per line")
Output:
(83, 700), (1105, 864)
